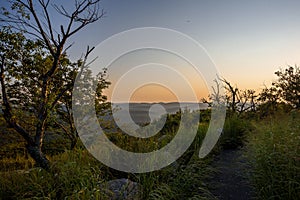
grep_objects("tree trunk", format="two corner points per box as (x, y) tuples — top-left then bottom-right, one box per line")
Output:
(70, 138), (78, 150)
(26, 144), (50, 170)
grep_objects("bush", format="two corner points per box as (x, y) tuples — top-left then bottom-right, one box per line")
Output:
(219, 114), (251, 149)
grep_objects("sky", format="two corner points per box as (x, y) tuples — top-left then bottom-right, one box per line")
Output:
(1, 0), (300, 102)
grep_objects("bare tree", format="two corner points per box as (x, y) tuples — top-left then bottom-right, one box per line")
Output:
(0, 0), (104, 169)
(215, 78), (257, 115)
(219, 78), (239, 113)
(202, 79), (225, 106)
(237, 89), (257, 114)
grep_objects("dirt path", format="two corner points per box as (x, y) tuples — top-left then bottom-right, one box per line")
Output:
(208, 148), (256, 200)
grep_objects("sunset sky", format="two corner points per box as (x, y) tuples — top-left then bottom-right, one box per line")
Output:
(2, 0), (300, 102)
(76, 0), (300, 102)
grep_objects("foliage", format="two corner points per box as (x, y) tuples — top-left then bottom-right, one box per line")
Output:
(0, 149), (109, 199)
(219, 114), (252, 149)
(274, 66), (300, 108)
(0, 28), (109, 157)
(146, 159), (215, 200)
(0, 111), (215, 200)
(246, 111), (300, 199)
(258, 65), (300, 113)
(0, 28), (72, 123)
(1, 21), (299, 199)
(0, 0), (104, 169)
(133, 118), (215, 200)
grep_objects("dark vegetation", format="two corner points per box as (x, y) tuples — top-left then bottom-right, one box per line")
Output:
(0, 1), (299, 199)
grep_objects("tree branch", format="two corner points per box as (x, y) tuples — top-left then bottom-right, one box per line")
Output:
(23, 0), (55, 55)
(0, 54), (34, 145)
(39, 0), (57, 47)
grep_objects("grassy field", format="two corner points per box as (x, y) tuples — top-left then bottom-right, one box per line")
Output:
(0, 109), (299, 199)
(0, 111), (216, 199)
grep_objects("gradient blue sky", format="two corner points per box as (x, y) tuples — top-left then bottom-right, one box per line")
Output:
(70, 0), (300, 101)
(2, 0), (300, 102)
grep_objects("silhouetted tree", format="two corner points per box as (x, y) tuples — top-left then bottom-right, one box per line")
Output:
(237, 89), (257, 114)
(258, 66), (300, 116)
(273, 66), (300, 109)
(217, 78), (257, 115)
(220, 78), (240, 113)
(201, 79), (226, 107)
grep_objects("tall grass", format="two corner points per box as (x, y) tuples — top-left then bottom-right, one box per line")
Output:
(246, 110), (300, 199)
(219, 113), (252, 149)
(0, 111), (216, 199)
(147, 160), (216, 200)
(135, 122), (215, 200)
(0, 149), (109, 199)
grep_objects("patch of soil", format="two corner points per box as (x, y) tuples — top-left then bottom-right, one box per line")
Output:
(208, 148), (256, 200)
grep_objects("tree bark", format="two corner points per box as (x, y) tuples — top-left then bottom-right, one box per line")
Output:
(26, 144), (50, 170)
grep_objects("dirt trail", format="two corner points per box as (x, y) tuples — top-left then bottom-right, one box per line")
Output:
(208, 148), (256, 200)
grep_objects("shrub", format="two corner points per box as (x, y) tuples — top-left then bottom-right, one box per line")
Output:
(219, 114), (251, 149)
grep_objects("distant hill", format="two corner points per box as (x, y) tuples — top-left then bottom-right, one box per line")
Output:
(109, 102), (208, 126)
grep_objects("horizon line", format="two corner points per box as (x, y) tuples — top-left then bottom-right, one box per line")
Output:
(109, 101), (205, 104)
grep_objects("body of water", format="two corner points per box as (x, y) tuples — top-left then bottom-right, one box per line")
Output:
(111, 102), (208, 125)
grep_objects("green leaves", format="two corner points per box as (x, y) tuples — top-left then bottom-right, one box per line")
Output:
(260, 66), (300, 109)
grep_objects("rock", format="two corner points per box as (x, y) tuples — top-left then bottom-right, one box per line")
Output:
(104, 178), (140, 200)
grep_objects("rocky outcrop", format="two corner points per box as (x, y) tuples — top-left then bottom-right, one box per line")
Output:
(104, 178), (140, 200)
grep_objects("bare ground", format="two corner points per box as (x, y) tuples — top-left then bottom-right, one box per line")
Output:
(208, 148), (256, 200)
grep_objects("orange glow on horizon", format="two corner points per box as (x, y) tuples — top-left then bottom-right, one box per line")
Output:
(130, 84), (178, 103)
(104, 82), (209, 103)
